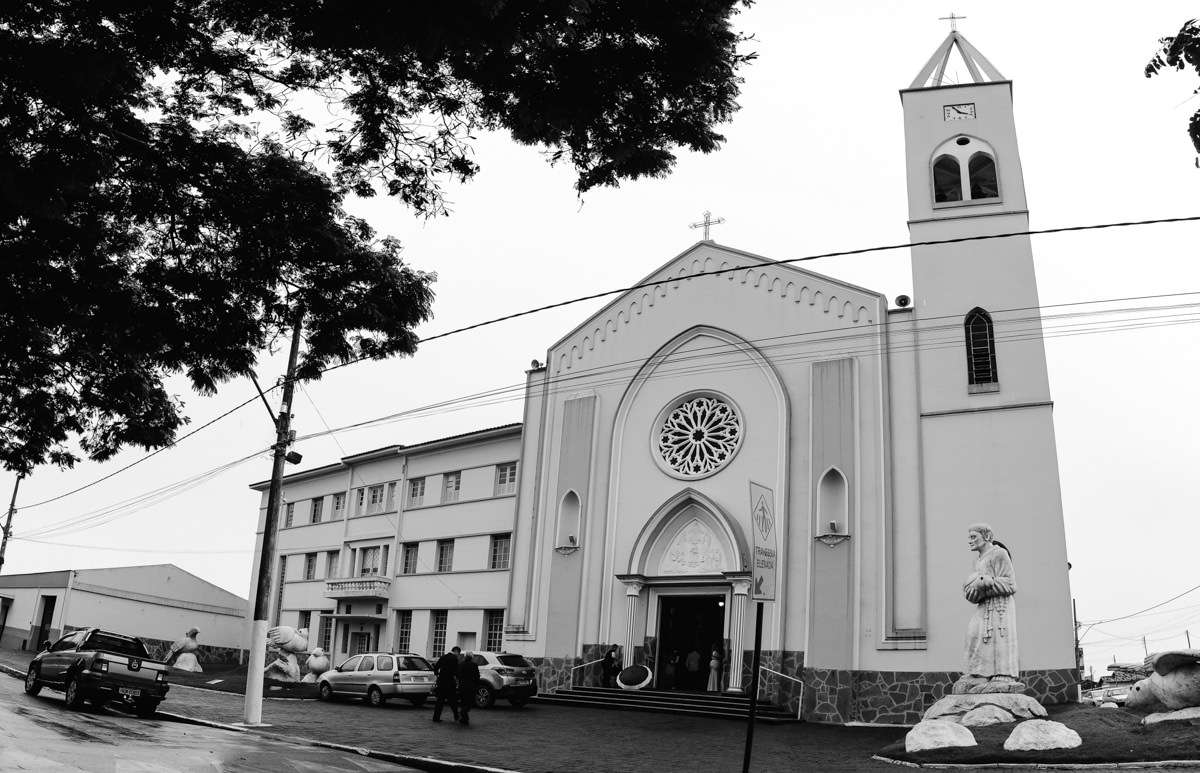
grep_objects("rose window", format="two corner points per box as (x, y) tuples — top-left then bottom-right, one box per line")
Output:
(657, 396), (742, 477)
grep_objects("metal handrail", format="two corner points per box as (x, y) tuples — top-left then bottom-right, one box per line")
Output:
(758, 666), (804, 719)
(568, 657), (607, 688)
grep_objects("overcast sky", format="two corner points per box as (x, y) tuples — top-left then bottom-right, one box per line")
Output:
(4, 2), (1198, 679)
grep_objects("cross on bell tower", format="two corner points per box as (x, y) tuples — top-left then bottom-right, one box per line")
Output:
(689, 210), (725, 241)
(938, 12), (966, 32)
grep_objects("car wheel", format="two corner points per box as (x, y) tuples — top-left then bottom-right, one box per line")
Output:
(64, 677), (85, 710)
(408, 696), (427, 707)
(318, 681), (333, 701)
(24, 665), (42, 697)
(509, 696), (528, 708)
(134, 699), (159, 719)
(474, 684), (496, 709)
(367, 686), (386, 707)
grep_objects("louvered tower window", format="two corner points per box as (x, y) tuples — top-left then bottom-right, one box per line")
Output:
(964, 308), (999, 392)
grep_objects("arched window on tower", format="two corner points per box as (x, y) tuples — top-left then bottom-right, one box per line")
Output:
(556, 491), (581, 548)
(969, 152), (999, 199)
(932, 155), (962, 203)
(964, 308), (999, 392)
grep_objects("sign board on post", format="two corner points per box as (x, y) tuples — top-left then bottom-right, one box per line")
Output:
(749, 481), (777, 601)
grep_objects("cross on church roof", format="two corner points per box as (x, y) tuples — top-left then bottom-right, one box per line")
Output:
(689, 210), (725, 241)
(938, 12), (966, 32)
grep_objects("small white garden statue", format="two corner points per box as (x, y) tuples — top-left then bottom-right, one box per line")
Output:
(166, 628), (203, 673)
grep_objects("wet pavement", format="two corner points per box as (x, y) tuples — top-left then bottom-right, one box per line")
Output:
(0, 672), (422, 772)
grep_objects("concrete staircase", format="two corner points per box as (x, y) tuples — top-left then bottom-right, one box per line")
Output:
(533, 685), (801, 723)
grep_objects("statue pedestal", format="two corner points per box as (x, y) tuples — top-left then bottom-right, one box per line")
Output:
(923, 693), (1047, 726)
(951, 675), (1027, 694)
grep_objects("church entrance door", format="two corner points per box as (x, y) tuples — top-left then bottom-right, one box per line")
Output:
(655, 594), (724, 691)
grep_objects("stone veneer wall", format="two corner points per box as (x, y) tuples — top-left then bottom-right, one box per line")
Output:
(739, 649), (805, 713)
(801, 667), (1080, 725)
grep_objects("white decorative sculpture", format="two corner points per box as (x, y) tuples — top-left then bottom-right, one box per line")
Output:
(166, 628), (203, 673)
(264, 626), (309, 682)
(954, 523), (1023, 695)
(302, 648), (331, 683)
(1126, 650), (1200, 715)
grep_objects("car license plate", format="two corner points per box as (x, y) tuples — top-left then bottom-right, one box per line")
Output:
(119, 688), (141, 697)
(513, 679), (529, 685)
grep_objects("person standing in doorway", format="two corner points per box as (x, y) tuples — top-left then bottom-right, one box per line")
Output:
(601, 645), (620, 688)
(707, 643), (723, 691)
(685, 648), (702, 690)
(432, 646), (460, 722)
(457, 650), (481, 726)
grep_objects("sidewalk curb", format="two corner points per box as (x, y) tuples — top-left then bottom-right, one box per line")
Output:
(1, 664), (520, 773)
(870, 754), (1200, 770)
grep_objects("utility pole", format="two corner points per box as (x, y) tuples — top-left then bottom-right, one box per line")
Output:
(1187, 630), (1192, 648)
(242, 307), (304, 726)
(0, 475), (23, 574)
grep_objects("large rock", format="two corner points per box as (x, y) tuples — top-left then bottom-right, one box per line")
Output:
(1003, 720), (1082, 751)
(905, 720), (977, 752)
(961, 704), (1017, 727)
(1142, 706), (1200, 727)
(923, 693), (1048, 723)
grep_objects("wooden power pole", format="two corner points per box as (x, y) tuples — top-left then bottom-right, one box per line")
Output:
(0, 476), (22, 574)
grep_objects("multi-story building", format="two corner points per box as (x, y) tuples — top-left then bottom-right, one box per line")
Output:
(248, 424), (520, 660)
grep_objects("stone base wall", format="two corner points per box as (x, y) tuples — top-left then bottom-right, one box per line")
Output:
(801, 667), (1080, 725)
(739, 649), (804, 713)
(529, 656), (583, 692)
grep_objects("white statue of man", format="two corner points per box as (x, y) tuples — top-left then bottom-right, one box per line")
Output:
(955, 523), (1022, 694)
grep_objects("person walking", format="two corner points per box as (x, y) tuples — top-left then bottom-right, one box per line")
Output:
(432, 646), (461, 722)
(457, 650), (481, 726)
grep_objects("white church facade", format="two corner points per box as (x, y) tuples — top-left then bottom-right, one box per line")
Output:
(248, 32), (1078, 724)
(499, 32), (1077, 724)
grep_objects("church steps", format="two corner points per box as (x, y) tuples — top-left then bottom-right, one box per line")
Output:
(534, 686), (800, 723)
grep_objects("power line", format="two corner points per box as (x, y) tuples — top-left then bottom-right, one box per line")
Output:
(1080, 581), (1200, 631)
(11, 536), (252, 555)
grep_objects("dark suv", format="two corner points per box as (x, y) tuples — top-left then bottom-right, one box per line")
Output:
(469, 651), (538, 708)
(25, 628), (169, 717)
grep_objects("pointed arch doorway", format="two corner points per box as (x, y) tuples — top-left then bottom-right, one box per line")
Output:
(618, 491), (752, 693)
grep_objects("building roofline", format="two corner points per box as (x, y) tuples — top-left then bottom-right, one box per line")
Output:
(249, 423), (523, 490)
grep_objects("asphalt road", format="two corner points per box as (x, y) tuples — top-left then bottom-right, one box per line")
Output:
(0, 673), (421, 772)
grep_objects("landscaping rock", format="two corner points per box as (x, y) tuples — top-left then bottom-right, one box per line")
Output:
(905, 720), (977, 752)
(1142, 706), (1200, 726)
(923, 693), (1047, 723)
(1099, 701), (1119, 708)
(961, 704), (1017, 727)
(1003, 719), (1082, 751)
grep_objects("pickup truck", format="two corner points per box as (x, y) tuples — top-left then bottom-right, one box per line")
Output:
(25, 627), (170, 717)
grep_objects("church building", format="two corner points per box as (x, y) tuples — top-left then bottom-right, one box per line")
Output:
(499, 32), (1078, 724)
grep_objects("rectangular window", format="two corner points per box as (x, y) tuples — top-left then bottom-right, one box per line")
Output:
(298, 610), (311, 632)
(317, 614), (333, 652)
(436, 539), (454, 572)
(431, 610), (448, 658)
(402, 543), (419, 575)
(360, 546), (381, 576)
(485, 610), (505, 652)
(303, 552), (317, 580)
(355, 488), (366, 515)
(310, 497), (324, 524)
(489, 533), (511, 570)
(395, 610), (412, 653)
(273, 556), (287, 626)
(333, 492), (346, 516)
(284, 502), (295, 528)
(494, 462), (518, 496)
(408, 477), (425, 507)
(326, 549), (340, 578)
(442, 471), (461, 503)
(367, 484), (384, 514)
(385, 482), (396, 511)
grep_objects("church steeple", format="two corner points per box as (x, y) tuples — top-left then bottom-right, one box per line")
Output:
(909, 31), (1006, 89)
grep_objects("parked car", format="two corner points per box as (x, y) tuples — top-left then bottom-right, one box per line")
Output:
(318, 652), (435, 706)
(468, 651), (538, 708)
(24, 628), (169, 717)
(1085, 686), (1129, 706)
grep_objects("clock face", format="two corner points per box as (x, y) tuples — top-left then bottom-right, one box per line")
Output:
(943, 103), (976, 121)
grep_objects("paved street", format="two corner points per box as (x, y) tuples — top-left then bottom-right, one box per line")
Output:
(0, 672), (422, 772)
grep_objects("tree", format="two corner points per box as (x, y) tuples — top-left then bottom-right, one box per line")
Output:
(0, 1), (754, 475)
(1146, 18), (1200, 165)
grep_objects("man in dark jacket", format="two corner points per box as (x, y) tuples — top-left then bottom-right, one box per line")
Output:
(432, 646), (461, 722)
(601, 645), (620, 688)
(457, 651), (481, 726)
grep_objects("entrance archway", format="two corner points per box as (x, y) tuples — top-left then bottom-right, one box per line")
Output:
(656, 594), (725, 691)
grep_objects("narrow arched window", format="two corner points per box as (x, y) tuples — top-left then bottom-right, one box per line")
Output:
(964, 308), (999, 390)
(933, 155), (962, 202)
(968, 152), (998, 199)
(556, 491), (581, 548)
(818, 468), (848, 534)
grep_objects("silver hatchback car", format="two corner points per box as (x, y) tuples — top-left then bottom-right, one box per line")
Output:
(317, 652), (435, 707)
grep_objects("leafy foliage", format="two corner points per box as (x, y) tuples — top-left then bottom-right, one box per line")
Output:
(1, 1), (753, 474)
(1146, 18), (1200, 164)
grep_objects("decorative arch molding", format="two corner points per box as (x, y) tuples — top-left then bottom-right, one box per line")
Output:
(626, 489), (749, 577)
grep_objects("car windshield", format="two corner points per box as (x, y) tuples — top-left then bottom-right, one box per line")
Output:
(85, 633), (148, 658)
(398, 656), (432, 671)
(497, 654), (532, 668)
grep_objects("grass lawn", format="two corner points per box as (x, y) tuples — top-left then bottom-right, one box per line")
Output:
(878, 703), (1200, 765)
(167, 663), (319, 699)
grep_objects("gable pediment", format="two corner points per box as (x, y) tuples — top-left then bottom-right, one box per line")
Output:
(549, 241), (886, 375)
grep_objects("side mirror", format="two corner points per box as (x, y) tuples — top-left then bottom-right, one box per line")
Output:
(40, 640), (51, 652)
(335, 666), (343, 672)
